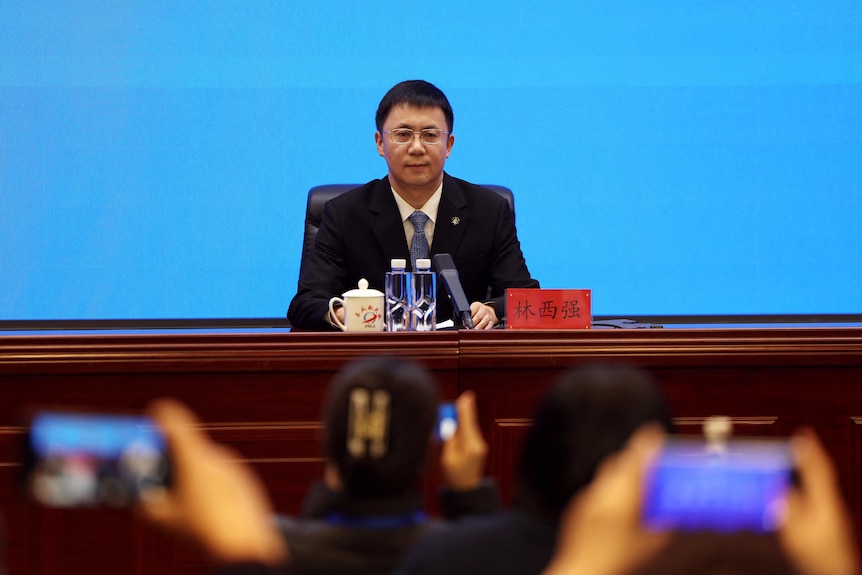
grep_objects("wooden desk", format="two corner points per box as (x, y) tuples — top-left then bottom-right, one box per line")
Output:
(2, 326), (861, 574)
(459, 327), (862, 506)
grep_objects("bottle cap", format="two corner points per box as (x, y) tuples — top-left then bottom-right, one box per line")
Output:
(415, 258), (431, 269)
(391, 258), (407, 269)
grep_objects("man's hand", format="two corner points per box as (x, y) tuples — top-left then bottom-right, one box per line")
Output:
(327, 305), (346, 327)
(779, 427), (860, 575)
(470, 302), (498, 329)
(440, 391), (488, 491)
(138, 399), (288, 566)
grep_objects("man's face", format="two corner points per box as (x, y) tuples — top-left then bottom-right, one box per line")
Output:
(375, 104), (454, 199)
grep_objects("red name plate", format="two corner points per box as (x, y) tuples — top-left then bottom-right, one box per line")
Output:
(506, 289), (591, 330)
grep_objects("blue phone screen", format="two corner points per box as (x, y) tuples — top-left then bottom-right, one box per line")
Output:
(642, 439), (791, 533)
(27, 412), (169, 507)
(437, 403), (458, 441)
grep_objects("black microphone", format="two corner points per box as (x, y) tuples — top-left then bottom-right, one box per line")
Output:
(432, 253), (474, 329)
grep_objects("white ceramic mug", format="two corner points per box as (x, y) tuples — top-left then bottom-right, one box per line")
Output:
(328, 278), (385, 332)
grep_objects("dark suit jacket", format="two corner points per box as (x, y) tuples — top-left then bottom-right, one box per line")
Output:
(393, 509), (556, 575)
(274, 481), (499, 575)
(288, 173), (539, 331)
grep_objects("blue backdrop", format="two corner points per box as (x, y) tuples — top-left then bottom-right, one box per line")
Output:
(2, 1), (860, 319)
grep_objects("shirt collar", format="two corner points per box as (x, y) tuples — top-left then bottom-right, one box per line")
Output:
(391, 182), (443, 224)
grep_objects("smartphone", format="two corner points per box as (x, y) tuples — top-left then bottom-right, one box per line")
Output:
(22, 410), (171, 508)
(642, 437), (792, 533)
(437, 403), (458, 441)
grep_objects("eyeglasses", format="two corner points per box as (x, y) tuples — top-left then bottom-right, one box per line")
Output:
(382, 128), (450, 145)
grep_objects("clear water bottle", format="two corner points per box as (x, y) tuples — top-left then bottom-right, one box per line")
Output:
(385, 258), (410, 332)
(411, 258), (436, 331)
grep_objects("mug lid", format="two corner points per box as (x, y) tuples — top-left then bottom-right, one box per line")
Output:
(342, 278), (384, 298)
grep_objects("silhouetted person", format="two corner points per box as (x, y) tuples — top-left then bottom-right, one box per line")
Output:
(396, 363), (673, 575)
(277, 356), (496, 574)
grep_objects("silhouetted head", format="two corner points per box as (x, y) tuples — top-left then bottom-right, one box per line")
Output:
(517, 363), (674, 523)
(323, 356), (438, 498)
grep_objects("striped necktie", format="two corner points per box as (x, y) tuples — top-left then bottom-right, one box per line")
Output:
(408, 211), (430, 269)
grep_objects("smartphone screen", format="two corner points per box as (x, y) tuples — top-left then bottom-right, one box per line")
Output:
(437, 403), (458, 441)
(23, 411), (170, 508)
(642, 438), (792, 533)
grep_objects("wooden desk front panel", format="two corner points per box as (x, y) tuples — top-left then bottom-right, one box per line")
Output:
(2, 327), (862, 574)
(460, 328), (862, 516)
(0, 331), (458, 575)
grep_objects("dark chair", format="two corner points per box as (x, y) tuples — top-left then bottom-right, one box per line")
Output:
(300, 184), (515, 278)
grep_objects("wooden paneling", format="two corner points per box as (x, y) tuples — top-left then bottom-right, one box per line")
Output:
(460, 327), (862, 546)
(491, 419), (531, 505)
(1, 327), (861, 574)
(0, 331), (459, 575)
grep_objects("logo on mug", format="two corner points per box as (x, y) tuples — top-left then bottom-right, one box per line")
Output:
(355, 305), (381, 327)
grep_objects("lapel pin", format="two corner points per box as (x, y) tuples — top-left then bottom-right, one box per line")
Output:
(451, 217), (461, 226)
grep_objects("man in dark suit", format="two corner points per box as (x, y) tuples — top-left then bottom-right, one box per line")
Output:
(288, 80), (538, 331)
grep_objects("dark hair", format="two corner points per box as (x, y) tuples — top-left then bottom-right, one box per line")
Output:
(375, 80), (454, 132)
(323, 356), (438, 497)
(517, 363), (674, 523)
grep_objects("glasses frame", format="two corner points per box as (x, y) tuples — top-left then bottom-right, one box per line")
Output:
(381, 128), (451, 145)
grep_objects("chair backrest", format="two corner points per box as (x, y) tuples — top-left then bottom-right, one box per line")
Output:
(300, 184), (515, 277)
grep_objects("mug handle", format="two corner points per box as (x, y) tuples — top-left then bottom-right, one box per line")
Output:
(328, 297), (347, 331)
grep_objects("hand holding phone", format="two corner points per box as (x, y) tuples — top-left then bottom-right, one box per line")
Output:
(642, 437), (792, 533)
(439, 392), (488, 492)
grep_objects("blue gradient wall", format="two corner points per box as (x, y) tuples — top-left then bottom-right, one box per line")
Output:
(2, 2), (860, 319)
